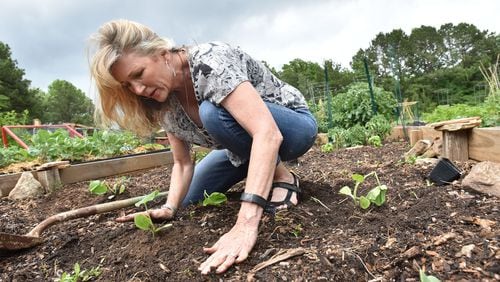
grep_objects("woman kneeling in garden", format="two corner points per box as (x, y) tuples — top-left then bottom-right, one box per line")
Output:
(89, 19), (317, 274)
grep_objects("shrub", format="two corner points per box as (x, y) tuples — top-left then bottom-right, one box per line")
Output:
(331, 82), (397, 129)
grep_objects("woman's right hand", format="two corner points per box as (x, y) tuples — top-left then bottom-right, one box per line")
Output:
(115, 207), (175, 222)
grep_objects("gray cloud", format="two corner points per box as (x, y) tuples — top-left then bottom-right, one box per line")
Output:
(1, 0), (499, 97)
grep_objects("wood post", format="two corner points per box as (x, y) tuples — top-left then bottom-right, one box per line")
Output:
(409, 130), (423, 146)
(429, 117), (482, 162)
(36, 168), (62, 193)
(35, 161), (69, 192)
(441, 130), (470, 161)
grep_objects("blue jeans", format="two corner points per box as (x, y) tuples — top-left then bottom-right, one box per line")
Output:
(182, 101), (317, 206)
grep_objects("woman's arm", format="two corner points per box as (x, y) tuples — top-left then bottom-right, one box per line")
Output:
(115, 132), (194, 222)
(199, 81), (283, 274)
(164, 132), (195, 210)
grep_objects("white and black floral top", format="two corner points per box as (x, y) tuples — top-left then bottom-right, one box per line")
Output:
(160, 42), (308, 166)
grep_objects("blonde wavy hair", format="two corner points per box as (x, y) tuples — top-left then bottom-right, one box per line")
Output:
(89, 19), (174, 136)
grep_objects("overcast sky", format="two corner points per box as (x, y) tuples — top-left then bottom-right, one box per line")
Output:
(1, 0), (499, 99)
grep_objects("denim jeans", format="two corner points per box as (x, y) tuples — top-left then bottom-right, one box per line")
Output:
(182, 101), (317, 206)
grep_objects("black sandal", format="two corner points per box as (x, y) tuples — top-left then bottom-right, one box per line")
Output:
(268, 171), (300, 210)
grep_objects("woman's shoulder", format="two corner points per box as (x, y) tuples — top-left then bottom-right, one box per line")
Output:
(188, 42), (242, 59)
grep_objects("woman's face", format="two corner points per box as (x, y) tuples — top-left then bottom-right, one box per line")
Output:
(111, 51), (172, 102)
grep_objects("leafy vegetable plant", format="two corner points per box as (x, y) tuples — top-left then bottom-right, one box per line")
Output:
(57, 262), (101, 282)
(367, 135), (382, 147)
(133, 190), (172, 238)
(134, 213), (172, 238)
(88, 177), (128, 200)
(320, 142), (334, 153)
(339, 172), (388, 209)
(202, 191), (227, 207)
(419, 269), (440, 282)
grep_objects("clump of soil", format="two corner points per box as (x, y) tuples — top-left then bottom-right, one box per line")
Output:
(0, 142), (498, 281)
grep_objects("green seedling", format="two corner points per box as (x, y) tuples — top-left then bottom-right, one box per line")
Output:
(419, 269), (440, 282)
(88, 177), (127, 200)
(134, 190), (160, 210)
(405, 155), (417, 165)
(290, 224), (303, 238)
(134, 214), (172, 238)
(88, 180), (108, 195)
(57, 262), (101, 282)
(320, 142), (334, 153)
(367, 135), (382, 147)
(133, 190), (172, 238)
(339, 171), (388, 209)
(202, 191), (227, 207)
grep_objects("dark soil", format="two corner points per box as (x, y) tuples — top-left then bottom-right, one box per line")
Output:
(0, 142), (499, 281)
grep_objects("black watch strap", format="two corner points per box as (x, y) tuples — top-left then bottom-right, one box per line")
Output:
(240, 192), (267, 209)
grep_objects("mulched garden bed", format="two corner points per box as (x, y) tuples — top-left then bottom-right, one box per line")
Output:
(0, 141), (498, 281)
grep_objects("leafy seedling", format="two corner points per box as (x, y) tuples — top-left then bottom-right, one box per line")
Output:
(57, 262), (101, 282)
(88, 180), (108, 195)
(320, 142), (334, 153)
(134, 190), (160, 210)
(368, 135), (382, 147)
(88, 177), (127, 200)
(419, 269), (440, 282)
(133, 190), (172, 237)
(134, 214), (172, 238)
(290, 224), (303, 238)
(339, 171), (388, 209)
(202, 191), (227, 207)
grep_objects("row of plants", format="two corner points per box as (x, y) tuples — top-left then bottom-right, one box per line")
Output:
(0, 129), (165, 169)
(310, 82), (396, 152)
(422, 92), (499, 127)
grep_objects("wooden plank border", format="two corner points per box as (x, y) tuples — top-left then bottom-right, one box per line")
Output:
(389, 125), (500, 162)
(0, 147), (209, 198)
(468, 127), (500, 162)
(59, 150), (173, 184)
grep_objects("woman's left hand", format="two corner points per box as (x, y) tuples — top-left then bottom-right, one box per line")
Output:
(199, 222), (258, 274)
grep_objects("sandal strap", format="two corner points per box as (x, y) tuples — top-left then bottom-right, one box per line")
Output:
(271, 172), (300, 192)
(268, 172), (301, 208)
(240, 193), (277, 214)
(271, 182), (301, 193)
(240, 192), (267, 209)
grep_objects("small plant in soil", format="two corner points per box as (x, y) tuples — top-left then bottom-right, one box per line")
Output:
(57, 262), (101, 282)
(368, 135), (382, 147)
(202, 191), (227, 207)
(419, 269), (441, 282)
(134, 190), (172, 238)
(320, 142), (334, 153)
(339, 171), (388, 209)
(290, 224), (303, 238)
(88, 177), (128, 200)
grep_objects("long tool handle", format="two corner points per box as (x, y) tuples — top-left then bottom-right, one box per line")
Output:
(27, 192), (168, 237)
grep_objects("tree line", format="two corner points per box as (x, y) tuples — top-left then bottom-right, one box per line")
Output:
(278, 22), (499, 113)
(1, 22), (498, 126)
(0, 42), (93, 126)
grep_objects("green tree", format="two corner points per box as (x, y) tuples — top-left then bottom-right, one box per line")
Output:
(407, 25), (446, 75)
(0, 42), (37, 114)
(279, 59), (324, 94)
(350, 23), (499, 113)
(44, 80), (94, 125)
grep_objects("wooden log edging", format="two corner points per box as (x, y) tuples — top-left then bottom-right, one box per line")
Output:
(389, 125), (500, 163)
(0, 149), (198, 198)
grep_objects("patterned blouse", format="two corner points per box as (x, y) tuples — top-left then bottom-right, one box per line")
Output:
(160, 42), (308, 166)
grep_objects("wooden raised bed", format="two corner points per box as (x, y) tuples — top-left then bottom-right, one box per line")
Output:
(1, 147), (208, 198)
(389, 125), (500, 163)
